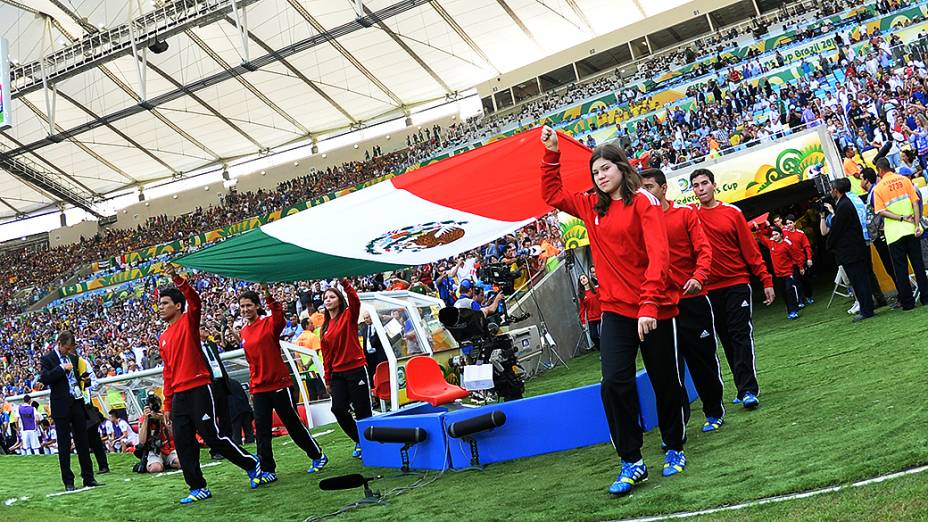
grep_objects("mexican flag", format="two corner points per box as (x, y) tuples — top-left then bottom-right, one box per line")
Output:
(175, 128), (592, 282)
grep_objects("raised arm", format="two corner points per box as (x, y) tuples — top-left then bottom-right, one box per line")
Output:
(342, 278), (361, 325)
(264, 285), (286, 338)
(539, 126), (590, 218)
(165, 263), (201, 329)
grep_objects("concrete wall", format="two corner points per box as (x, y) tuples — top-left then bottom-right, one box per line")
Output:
(49, 218), (100, 247)
(474, 0), (743, 99)
(506, 261), (584, 364)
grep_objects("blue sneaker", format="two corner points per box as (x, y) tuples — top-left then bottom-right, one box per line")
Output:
(352, 443), (362, 459)
(307, 453), (328, 474)
(732, 397), (742, 405)
(247, 458), (277, 489)
(797, 302), (805, 309)
(787, 311), (799, 320)
(702, 416), (724, 432)
(608, 461), (648, 495)
(806, 297), (815, 305)
(662, 450), (686, 477)
(180, 488), (212, 505)
(742, 392), (759, 409)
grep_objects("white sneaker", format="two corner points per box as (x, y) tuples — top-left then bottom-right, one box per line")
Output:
(847, 301), (860, 315)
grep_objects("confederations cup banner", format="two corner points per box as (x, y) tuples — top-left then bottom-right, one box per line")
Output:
(666, 126), (842, 205)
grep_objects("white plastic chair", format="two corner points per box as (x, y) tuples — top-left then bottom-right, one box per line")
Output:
(827, 266), (852, 309)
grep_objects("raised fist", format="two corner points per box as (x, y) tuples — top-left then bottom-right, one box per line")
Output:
(540, 126), (559, 152)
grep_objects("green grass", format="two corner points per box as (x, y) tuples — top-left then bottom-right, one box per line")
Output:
(2, 294), (927, 522)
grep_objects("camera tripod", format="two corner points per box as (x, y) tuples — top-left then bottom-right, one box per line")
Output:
(564, 250), (593, 358)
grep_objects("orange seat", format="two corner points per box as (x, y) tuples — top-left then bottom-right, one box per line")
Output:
(405, 356), (469, 407)
(372, 361), (392, 402)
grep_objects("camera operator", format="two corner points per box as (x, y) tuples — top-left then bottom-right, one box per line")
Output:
(820, 177), (875, 321)
(135, 394), (179, 473)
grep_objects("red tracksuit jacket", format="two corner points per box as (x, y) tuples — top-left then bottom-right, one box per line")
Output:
(240, 295), (292, 394)
(160, 276), (212, 413)
(784, 229), (812, 263)
(760, 236), (805, 278)
(694, 202), (773, 291)
(319, 280), (367, 385)
(579, 289), (603, 324)
(541, 149), (677, 320)
(664, 201), (713, 297)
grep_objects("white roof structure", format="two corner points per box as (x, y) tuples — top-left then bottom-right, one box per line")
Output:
(0, 0), (689, 219)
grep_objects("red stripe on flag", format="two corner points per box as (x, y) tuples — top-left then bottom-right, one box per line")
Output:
(391, 127), (593, 222)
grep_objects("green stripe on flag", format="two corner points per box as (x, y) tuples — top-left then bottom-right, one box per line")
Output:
(175, 229), (407, 282)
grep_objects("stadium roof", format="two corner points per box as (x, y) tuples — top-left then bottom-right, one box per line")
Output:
(0, 0), (689, 219)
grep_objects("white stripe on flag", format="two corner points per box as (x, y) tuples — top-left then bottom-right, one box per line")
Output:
(261, 182), (532, 265)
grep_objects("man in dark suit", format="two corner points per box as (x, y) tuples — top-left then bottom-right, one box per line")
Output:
(38, 330), (101, 491)
(360, 311), (388, 386)
(821, 177), (875, 321)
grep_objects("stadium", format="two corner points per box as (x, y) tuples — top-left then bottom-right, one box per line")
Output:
(0, 0), (927, 520)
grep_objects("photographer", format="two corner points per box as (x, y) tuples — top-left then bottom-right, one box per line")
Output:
(136, 394), (179, 473)
(820, 178), (875, 321)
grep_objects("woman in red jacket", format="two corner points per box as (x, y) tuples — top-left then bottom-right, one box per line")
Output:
(319, 279), (372, 459)
(240, 285), (326, 482)
(577, 273), (601, 351)
(540, 126), (687, 496)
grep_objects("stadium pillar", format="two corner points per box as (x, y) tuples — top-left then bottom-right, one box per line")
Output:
(59, 211), (66, 227)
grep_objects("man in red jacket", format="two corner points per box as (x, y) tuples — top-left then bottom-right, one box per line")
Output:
(642, 169), (725, 432)
(159, 264), (273, 505)
(690, 169), (774, 410)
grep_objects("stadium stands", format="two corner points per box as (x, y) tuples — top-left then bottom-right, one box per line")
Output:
(3, 0), (927, 399)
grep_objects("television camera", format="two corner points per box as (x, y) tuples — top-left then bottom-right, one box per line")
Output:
(438, 306), (525, 402)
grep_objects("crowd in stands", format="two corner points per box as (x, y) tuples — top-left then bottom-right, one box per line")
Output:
(2, 0), (928, 400)
(0, 213), (563, 398)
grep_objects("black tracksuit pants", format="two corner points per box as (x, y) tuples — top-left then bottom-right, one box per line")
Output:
(888, 234), (928, 309)
(253, 387), (323, 473)
(329, 367), (373, 443)
(588, 319), (601, 350)
(54, 401), (95, 487)
(676, 296), (725, 420)
(708, 284), (759, 400)
(171, 384), (257, 490)
(232, 412), (255, 445)
(599, 312), (686, 463)
(209, 382), (233, 458)
(776, 275), (801, 314)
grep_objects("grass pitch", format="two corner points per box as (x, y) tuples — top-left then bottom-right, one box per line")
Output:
(1, 292), (926, 522)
